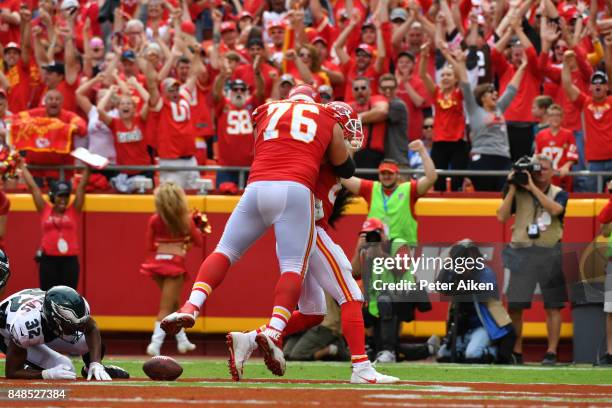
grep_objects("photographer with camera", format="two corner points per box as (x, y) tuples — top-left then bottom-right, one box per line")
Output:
(352, 218), (433, 364)
(497, 154), (569, 365)
(435, 240), (516, 364)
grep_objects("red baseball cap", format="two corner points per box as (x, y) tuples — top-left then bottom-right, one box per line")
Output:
(378, 161), (399, 174)
(221, 21), (237, 33)
(238, 11), (253, 20)
(361, 218), (385, 233)
(312, 36), (328, 47)
(4, 42), (20, 53)
(356, 43), (374, 56)
(181, 20), (196, 35)
(219, 181), (238, 195)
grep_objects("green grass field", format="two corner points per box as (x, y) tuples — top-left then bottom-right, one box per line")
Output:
(3, 358), (610, 386)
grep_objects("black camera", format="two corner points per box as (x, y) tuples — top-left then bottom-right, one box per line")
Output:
(365, 231), (382, 243)
(509, 156), (541, 186)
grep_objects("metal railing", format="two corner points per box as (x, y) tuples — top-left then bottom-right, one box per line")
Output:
(27, 165), (612, 192)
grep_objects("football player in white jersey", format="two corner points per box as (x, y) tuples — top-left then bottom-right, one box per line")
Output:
(0, 285), (128, 380)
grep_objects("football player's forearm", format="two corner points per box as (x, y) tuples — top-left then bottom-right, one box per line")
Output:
(6, 367), (44, 379)
(84, 321), (103, 364)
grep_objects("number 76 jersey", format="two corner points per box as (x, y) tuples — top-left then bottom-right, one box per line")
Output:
(248, 100), (338, 191)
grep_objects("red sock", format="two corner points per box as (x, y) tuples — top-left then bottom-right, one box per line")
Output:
(341, 301), (368, 364)
(283, 311), (324, 337)
(188, 253), (231, 308)
(267, 272), (303, 332)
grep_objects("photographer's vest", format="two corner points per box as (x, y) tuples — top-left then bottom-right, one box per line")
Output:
(511, 185), (564, 247)
(607, 234), (612, 258)
(367, 239), (414, 318)
(368, 181), (418, 245)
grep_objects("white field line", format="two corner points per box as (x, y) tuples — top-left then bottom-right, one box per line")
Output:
(11, 380), (612, 398)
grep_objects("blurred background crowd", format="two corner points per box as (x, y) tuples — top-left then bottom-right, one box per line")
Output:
(0, 0), (611, 193)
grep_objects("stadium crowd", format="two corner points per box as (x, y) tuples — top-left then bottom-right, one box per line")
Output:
(0, 0), (610, 192)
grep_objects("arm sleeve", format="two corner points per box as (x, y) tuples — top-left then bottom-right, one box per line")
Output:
(538, 51), (561, 84)
(358, 180), (374, 205)
(497, 85), (518, 113)
(554, 190), (569, 218)
(459, 81), (478, 116)
(574, 45), (594, 84)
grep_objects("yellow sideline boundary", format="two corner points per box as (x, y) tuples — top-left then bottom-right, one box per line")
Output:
(93, 315), (572, 339)
(6, 194), (602, 217)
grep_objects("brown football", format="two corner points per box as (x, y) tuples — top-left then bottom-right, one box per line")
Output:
(142, 356), (183, 381)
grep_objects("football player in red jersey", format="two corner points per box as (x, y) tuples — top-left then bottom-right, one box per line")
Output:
(226, 102), (399, 384)
(534, 104), (578, 191)
(162, 84), (355, 377)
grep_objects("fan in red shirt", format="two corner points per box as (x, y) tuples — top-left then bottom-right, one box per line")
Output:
(232, 38), (279, 101)
(534, 104), (578, 191)
(212, 69), (263, 187)
(349, 78), (388, 172)
(491, 21), (542, 161)
(0, 0), (21, 46)
(335, 14), (385, 100)
(146, 50), (205, 189)
(162, 85), (354, 379)
(17, 89), (87, 183)
(538, 24), (591, 133)
(562, 52), (612, 191)
(19, 162), (91, 291)
(395, 51), (429, 141)
(419, 45), (467, 191)
(2, 41), (32, 113)
(141, 182), (204, 357)
(97, 86), (153, 189)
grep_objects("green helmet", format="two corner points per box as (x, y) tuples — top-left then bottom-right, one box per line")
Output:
(42, 286), (90, 336)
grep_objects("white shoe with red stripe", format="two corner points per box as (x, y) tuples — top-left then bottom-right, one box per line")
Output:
(255, 328), (286, 376)
(161, 302), (199, 336)
(227, 332), (257, 381)
(350, 363), (400, 384)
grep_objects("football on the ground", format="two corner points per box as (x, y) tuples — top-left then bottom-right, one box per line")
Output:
(143, 356), (183, 381)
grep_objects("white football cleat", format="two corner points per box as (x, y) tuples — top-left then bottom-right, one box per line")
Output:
(175, 330), (196, 354)
(161, 302), (199, 335)
(350, 363), (400, 384)
(146, 341), (162, 357)
(255, 330), (286, 376)
(227, 332), (257, 381)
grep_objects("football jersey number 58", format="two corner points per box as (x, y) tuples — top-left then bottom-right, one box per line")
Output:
(264, 103), (318, 142)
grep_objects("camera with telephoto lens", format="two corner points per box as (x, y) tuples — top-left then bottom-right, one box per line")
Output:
(509, 156), (542, 186)
(365, 231), (382, 243)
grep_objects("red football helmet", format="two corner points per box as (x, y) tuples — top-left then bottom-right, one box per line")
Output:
(287, 84), (320, 103)
(326, 101), (364, 149)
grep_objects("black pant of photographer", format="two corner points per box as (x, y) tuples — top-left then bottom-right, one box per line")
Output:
(373, 295), (431, 361)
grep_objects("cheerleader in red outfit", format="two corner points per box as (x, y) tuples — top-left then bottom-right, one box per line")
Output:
(141, 182), (204, 356)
